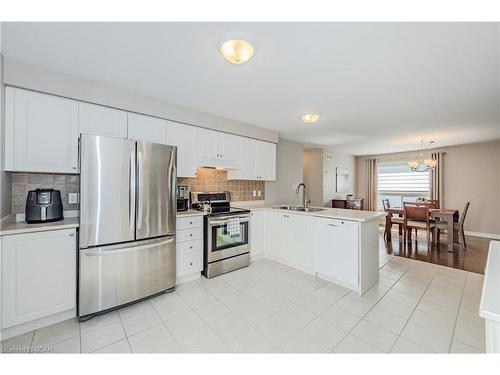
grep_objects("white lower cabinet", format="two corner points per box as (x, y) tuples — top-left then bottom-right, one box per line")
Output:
(264, 211), (313, 272)
(313, 218), (359, 289)
(250, 211), (266, 258)
(176, 216), (203, 280)
(1, 229), (77, 330)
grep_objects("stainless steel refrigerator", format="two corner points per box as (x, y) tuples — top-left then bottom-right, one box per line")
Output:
(78, 134), (177, 318)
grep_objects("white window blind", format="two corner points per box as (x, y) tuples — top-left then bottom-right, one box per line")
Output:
(377, 163), (430, 207)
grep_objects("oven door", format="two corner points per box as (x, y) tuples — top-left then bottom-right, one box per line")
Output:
(207, 215), (250, 262)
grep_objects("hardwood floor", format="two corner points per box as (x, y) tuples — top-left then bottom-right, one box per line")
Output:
(380, 227), (489, 274)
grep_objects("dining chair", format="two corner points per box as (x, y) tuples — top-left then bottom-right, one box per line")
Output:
(382, 199), (403, 241)
(434, 202), (470, 251)
(403, 203), (435, 251)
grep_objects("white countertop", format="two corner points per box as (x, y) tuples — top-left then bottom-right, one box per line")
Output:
(239, 203), (386, 223)
(176, 209), (205, 218)
(0, 216), (80, 236)
(480, 240), (500, 323)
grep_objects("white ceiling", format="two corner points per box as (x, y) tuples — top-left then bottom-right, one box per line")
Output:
(2, 22), (499, 155)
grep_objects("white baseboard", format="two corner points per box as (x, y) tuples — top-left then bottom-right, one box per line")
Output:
(464, 231), (500, 240)
(176, 273), (201, 285)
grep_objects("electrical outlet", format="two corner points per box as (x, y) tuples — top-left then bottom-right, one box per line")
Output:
(257, 190), (262, 197)
(68, 193), (79, 204)
(252, 190), (257, 197)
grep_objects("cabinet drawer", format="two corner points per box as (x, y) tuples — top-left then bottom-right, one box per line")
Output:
(177, 216), (203, 230)
(177, 251), (203, 277)
(176, 228), (203, 243)
(176, 239), (203, 255)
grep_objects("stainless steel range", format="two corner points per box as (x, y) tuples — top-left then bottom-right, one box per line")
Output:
(191, 192), (250, 278)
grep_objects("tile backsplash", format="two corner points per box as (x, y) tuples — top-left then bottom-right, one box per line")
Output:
(178, 168), (265, 202)
(11, 173), (79, 214)
(10, 168), (263, 214)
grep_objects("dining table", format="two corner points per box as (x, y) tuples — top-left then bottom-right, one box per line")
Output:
(386, 207), (459, 252)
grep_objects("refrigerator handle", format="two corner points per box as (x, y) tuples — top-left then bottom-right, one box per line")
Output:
(129, 150), (136, 234)
(84, 237), (175, 256)
(137, 150), (142, 230)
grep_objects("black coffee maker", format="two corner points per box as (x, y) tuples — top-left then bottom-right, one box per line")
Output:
(25, 189), (64, 223)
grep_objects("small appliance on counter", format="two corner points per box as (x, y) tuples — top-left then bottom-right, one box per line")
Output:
(25, 188), (64, 223)
(177, 185), (190, 211)
(191, 191), (250, 278)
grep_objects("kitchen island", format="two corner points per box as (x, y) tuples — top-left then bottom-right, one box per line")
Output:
(240, 204), (386, 295)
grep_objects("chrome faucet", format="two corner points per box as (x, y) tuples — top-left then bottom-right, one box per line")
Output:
(296, 183), (308, 208)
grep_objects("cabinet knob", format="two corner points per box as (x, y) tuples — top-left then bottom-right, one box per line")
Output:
(190, 233), (193, 237)
(189, 262), (193, 266)
(72, 167), (77, 170)
(190, 245), (193, 249)
(69, 233), (75, 237)
(189, 221), (193, 224)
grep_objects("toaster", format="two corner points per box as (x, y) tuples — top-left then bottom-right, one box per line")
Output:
(25, 189), (64, 223)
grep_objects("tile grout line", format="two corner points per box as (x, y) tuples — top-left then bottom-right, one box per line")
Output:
(448, 272), (468, 353)
(116, 308), (133, 354)
(338, 262), (410, 353)
(386, 266), (437, 353)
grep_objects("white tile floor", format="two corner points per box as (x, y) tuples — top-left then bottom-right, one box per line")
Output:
(1, 252), (486, 354)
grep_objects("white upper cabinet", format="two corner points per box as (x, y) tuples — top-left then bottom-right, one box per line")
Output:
(196, 128), (237, 168)
(258, 141), (277, 181)
(228, 138), (276, 181)
(79, 103), (128, 138)
(127, 113), (167, 144)
(5, 87), (79, 174)
(166, 120), (198, 178)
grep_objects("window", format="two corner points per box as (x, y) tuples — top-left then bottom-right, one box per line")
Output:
(377, 162), (430, 208)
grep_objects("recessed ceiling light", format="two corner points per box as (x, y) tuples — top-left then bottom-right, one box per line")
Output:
(220, 39), (254, 65)
(301, 114), (320, 124)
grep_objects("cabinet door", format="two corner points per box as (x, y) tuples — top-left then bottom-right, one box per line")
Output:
(5, 87), (79, 173)
(196, 127), (219, 159)
(287, 213), (312, 270)
(127, 113), (167, 144)
(219, 133), (237, 165)
(265, 211), (287, 260)
(259, 141), (277, 181)
(227, 137), (258, 180)
(1, 229), (76, 328)
(79, 103), (127, 138)
(166, 121), (198, 177)
(250, 211), (266, 257)
(313, 218), (359, 287)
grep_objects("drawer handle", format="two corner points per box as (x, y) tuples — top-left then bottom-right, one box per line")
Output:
(190, 246), (193, 249)
(190, 233), (193, 237)
(69, 233), (75, 237)
(189, 262), (193, 266)
(189, 221), (193, 225)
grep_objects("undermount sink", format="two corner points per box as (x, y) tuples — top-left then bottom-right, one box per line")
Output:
(275, 206), (325, 212)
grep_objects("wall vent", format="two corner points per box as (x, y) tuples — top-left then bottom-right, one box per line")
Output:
(325, 153), (334, 161)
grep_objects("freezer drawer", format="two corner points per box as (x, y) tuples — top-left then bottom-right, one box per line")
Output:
(78, 236), (176, 317)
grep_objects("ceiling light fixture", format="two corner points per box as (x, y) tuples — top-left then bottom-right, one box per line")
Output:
(220, 39), (254, 65)
(408, 139), (437, 172)
(301, 114), (320, 124)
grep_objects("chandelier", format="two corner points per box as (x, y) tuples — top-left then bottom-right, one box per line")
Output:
(408, 140), (437, 172)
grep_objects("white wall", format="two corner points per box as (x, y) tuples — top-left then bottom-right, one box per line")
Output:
(3, 58), (279, 144)
(0, 23), (12, 219)
(356, 140), (500, 236)
(265, 139), (304, 205)
(303, 148), (357, 207)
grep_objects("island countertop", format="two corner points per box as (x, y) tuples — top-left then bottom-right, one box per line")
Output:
(233, 202), (386, 223)
(480, 240), (500, 323)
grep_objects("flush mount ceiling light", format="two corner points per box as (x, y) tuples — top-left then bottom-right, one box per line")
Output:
(220, 39), (255, 65)
(301, 114), (320, 124)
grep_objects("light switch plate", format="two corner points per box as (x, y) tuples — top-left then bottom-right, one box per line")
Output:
(68, 193), (79, 204)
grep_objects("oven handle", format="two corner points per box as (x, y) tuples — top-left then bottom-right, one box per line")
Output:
(209, 217), (250, 226)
